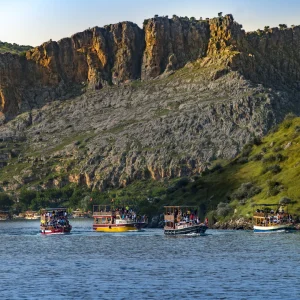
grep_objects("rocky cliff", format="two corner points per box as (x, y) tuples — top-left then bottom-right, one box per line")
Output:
(1, 15), (300, 117)
(0, 14), (300, 193)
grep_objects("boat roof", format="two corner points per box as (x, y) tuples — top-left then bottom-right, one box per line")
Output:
(41, 208), (67, 212)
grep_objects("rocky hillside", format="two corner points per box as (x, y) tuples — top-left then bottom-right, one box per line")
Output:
(0, 14), (300, 197)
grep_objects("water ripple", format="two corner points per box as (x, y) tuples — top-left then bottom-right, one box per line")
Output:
(0, 220), (300, 299)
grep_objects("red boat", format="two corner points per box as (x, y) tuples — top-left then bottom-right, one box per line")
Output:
(40, 208), (72, 235)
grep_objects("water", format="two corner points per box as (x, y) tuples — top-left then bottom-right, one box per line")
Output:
(0, 220), (300, 299)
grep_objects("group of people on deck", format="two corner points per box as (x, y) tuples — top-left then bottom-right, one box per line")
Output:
(99, 206), (147, 223)
(171, 208), (208, 226)
(256, 208), (293, 225)
(40, 210), (70, 228)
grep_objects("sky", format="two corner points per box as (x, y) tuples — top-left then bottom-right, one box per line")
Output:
(0, 0), (300, 46)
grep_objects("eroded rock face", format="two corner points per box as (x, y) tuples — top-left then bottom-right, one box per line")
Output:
(1, 14), (300, 117)
(141, 16), (210, 79)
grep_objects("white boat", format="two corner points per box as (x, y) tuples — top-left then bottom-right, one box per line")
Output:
(24, 211), (41, 220)
(253, 204), (295, 233)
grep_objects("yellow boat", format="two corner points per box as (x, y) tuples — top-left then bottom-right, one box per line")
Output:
(92, 205), (147, 232)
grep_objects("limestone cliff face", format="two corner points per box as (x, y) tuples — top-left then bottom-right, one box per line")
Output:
(26, 22), (145, 87)
(141, 16), (209, 79)
(0, 22), (144, 118)
(1, 14), (300, 118)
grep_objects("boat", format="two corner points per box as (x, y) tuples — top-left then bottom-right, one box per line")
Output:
(24, 211), (41, 220)
(70, 208), (91, 218)
(13, 213), (25, 219)
(92, 205), (147, 232)
(164, 206), (207, 235)
(40, 208), (72, 235)
(0, 210), (11, 221)
(253, 204), (295, 233)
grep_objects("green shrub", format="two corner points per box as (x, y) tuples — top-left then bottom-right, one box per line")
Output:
(210, 163), (223, 173)
(262, 164), (282, 175)
(275, 153), (285, 162)
(250, 153), (263, 161)
(175, 177), (189, 188)
(262, 154), (275, 163)
(267, 180), (282, 196)
(237, 157), (248, 164)
(231, 182), (262, 200)
(279, 197), (292, 205)
(216, 202), (232, 217)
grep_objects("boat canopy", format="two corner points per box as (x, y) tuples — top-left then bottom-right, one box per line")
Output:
(41, 208), (68, 212)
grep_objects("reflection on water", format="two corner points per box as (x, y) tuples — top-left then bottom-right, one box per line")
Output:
(0, 220), (300, 299)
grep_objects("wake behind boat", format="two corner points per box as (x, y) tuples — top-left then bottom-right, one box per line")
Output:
(164, 206), (207, 235)
(253, 203), (295, 233)
(40, 208), (72, 235)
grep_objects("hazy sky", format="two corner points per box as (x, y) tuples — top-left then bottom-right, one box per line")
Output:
(1, 0), (299, 46)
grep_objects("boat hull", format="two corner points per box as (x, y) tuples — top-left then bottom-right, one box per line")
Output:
(93, 223), (146, 232)
(164, 224), (207, 235)
(253, 224), (295, 233)
(40, 226), (72, 235)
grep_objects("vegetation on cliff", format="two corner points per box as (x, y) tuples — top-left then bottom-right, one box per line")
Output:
(0, 41), (32, 54)
(1, 115), (300, 225)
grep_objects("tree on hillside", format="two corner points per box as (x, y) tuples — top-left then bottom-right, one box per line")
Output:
(0, 192), (13, 209)
(279, 197), (292, 205)
(218, 12), (223, 17)
(264, 26), (270, 32)
(279, 24), (287, 30)
(19, 190), (36, 209)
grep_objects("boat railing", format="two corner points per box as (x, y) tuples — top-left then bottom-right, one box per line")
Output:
(93, 211), (115, 217)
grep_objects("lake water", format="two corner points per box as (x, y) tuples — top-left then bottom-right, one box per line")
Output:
(0, 220), (299, 299)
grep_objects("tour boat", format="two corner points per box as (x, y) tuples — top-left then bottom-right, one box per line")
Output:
(0, 210), (10, 221)
(253, 204), (295, 233)
(24, 211), (41, 220)
(164, 206), (207, 235)
(92, 205), (147, 232)
(40, 208), (72, 235)
(70, 208), (91, 218)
